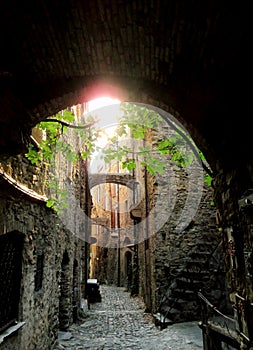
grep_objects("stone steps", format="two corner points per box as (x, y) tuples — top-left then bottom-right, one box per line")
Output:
(153, 312), (174, 329)
(160, 297), (200, 323)
(153, 238), (224, 328)
(155, 253), (212, 326)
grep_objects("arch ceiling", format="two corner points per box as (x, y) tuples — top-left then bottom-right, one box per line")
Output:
(0, 0), (251, 171)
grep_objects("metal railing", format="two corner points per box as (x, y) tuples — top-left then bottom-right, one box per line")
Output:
(198, 291), (241, 350)
(154, 241), (224, 328)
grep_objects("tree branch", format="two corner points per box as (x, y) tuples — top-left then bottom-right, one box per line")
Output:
(44, 118), (96, 129)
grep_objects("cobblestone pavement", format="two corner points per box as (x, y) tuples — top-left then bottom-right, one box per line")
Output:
(54, 285), (203, 350)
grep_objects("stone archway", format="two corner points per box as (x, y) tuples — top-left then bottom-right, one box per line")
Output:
(31, 79), (215, 170)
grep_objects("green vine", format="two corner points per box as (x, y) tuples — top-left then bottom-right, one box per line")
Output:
(99, 103), (213, 184)
(25, 104), (213, 212)
(25, 109), (100, 212)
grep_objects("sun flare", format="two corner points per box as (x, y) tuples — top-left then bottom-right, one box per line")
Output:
(87, 97), (121, 173)
(87, 97), (120, 112)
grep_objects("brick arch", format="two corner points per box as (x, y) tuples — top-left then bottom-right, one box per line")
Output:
(0, 1), (250, 169)
(89, 173), (136, 190)
(32, 77), (215, 169)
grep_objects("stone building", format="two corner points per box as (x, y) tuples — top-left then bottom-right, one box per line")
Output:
(0, 106), (91, 350)
(89, 105), (228, 326)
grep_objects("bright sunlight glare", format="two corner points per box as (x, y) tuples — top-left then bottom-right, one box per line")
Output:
(87, 97), (120, 112)
(86, 97), (121, 173)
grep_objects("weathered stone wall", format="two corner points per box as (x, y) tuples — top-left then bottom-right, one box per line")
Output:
(213, 162), (253, 308)
(153, 178), (228, 322)
(137, 158), (226, 321)
(0, 105), (91, 349)
(132, 121), (228, 321)
(88, 111), (228, 324)
(0, 184), (77, 350)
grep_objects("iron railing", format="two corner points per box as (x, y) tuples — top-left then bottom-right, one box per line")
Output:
(198, 291), (241, 350)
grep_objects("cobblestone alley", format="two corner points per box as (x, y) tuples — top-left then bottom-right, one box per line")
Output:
(54, 285), (203, 350)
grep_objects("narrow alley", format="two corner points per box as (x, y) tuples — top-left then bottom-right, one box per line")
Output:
(54, 285), (203, 350)
(0, 2), (253, 350)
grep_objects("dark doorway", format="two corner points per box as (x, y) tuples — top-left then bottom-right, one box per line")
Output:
(125, 251), (133, 291)
(0, 231), (24, 332)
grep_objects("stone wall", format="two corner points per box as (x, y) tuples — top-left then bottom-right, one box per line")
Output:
(132, 152), (227, 321)
(213, 162), (253, 311)
(0, 106), (91, 349)
(88, 108), (228, 324)
(0, 182), (78, 350)
(153, 179), (228, 322)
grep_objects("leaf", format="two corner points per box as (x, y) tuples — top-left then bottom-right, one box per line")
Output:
(25, 144), (42, 165)
(157, 139), (170, 149)
(204, 174), (212, 187)
(46, 199), (54, 208)
(122, 159), (136, 171)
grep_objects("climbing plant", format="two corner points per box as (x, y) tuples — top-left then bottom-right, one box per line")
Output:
(25, 109), (100, 212)
(100, 103), (213, 180)
(25, 103), (213, 212)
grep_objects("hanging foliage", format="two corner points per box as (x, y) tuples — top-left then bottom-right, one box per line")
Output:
(25, 103), (213, 212)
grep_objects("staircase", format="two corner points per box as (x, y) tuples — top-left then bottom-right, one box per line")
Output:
(154, 241), (223, 329)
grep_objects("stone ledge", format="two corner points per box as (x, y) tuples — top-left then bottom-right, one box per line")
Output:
(0, 322), (26, 344)
(0, 169), (47, 202)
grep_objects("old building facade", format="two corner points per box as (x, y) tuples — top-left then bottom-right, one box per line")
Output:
(89, 108), (229, 325)
(0, 106), (92, 350)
